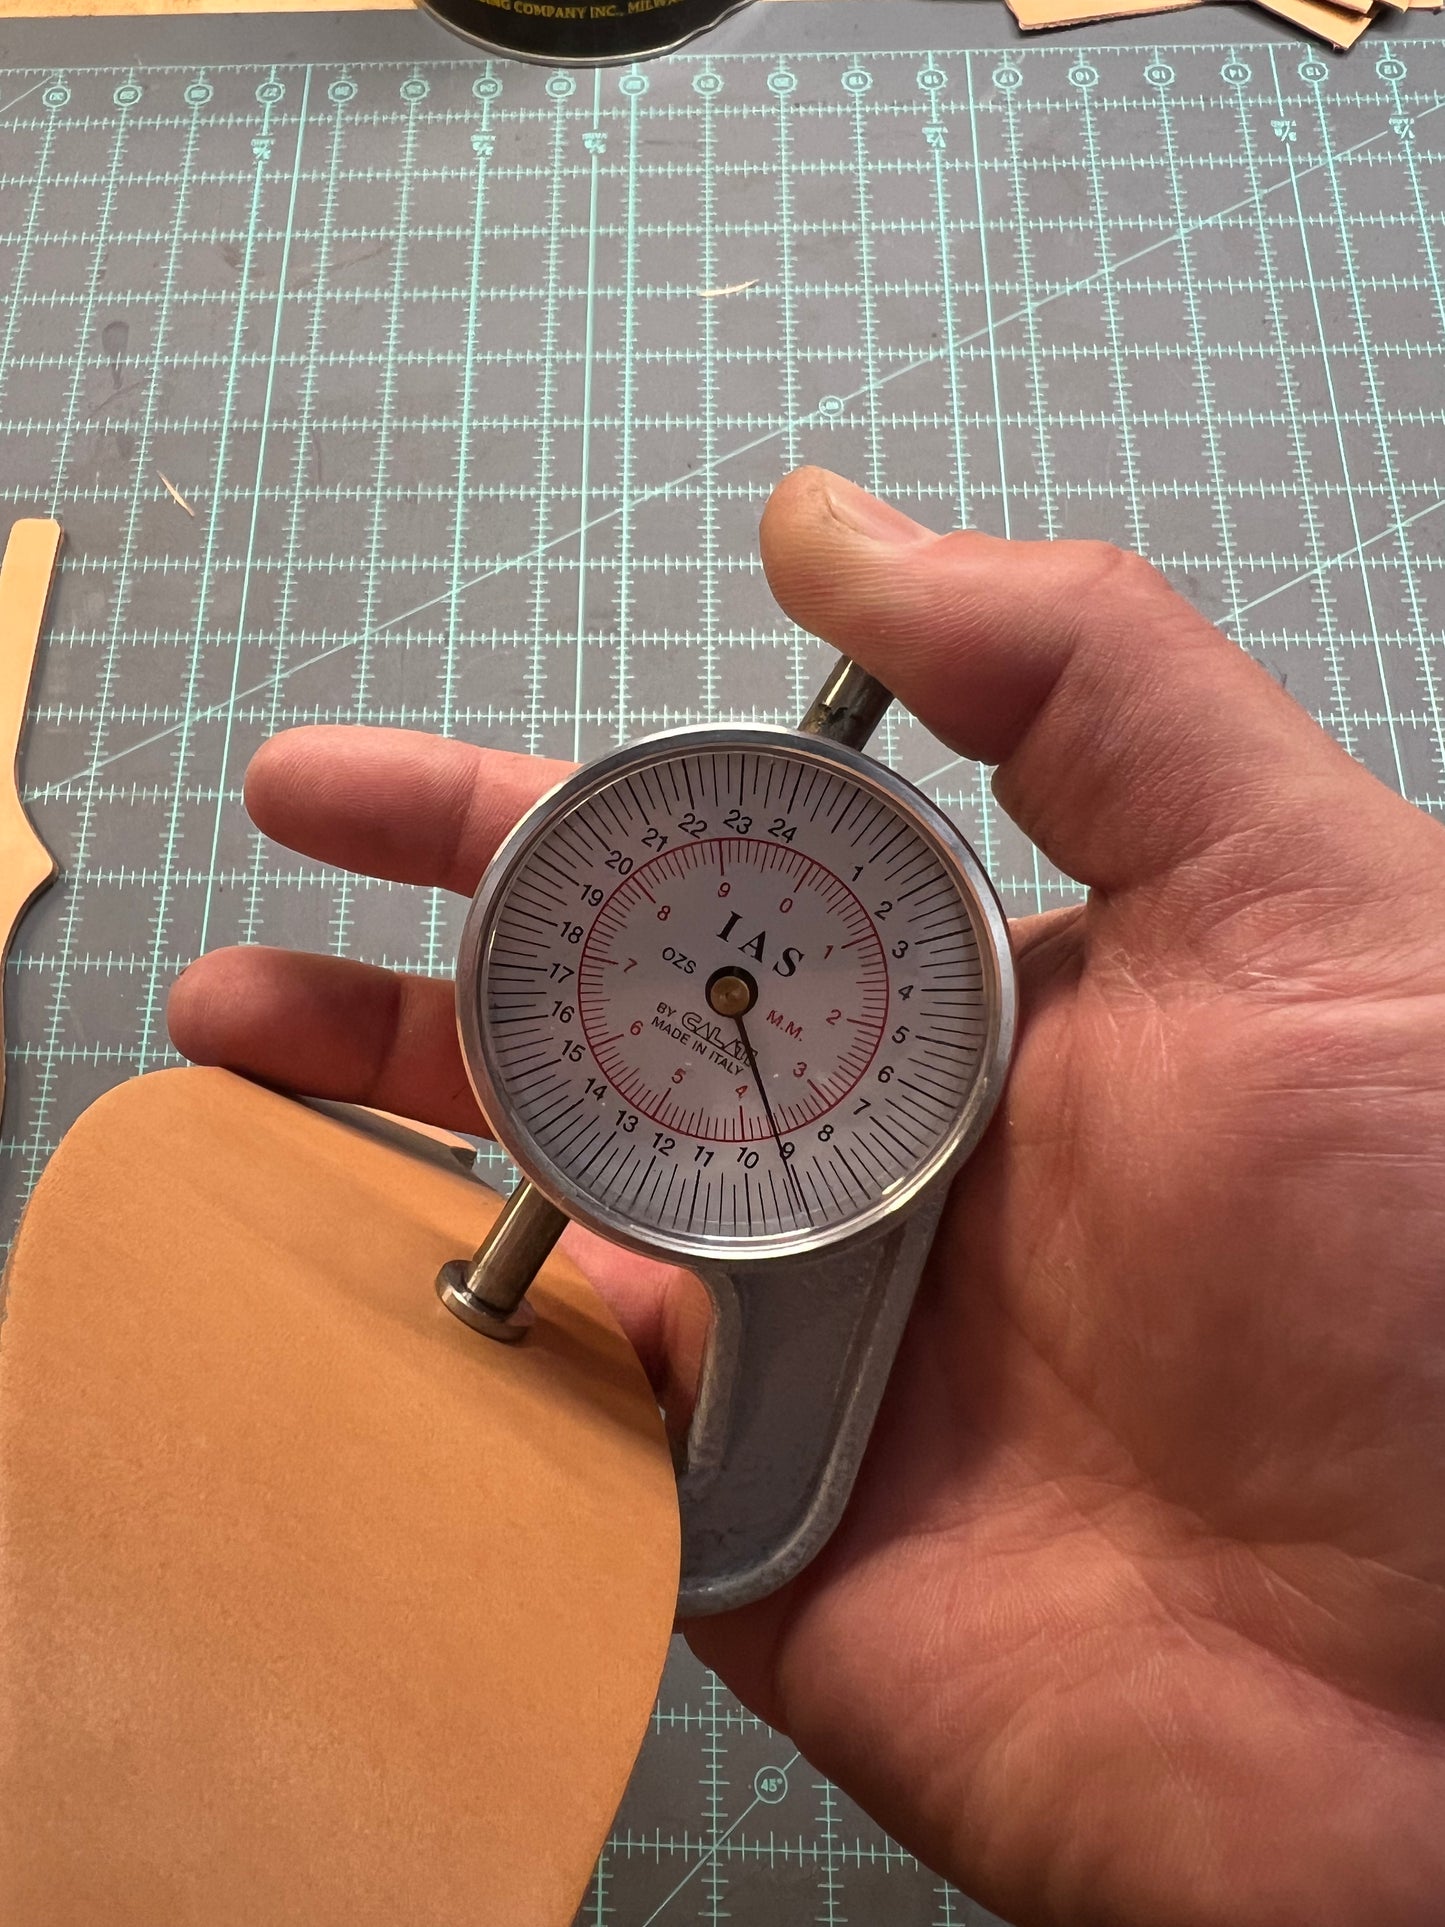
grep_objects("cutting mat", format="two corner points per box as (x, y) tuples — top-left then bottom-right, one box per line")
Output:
(1, 3), (1442, 1920)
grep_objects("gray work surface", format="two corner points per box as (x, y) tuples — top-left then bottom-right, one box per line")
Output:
(1, 2), (1441, 1920)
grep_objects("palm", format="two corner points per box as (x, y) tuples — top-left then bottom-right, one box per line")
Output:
(170, 470), (1445, 1925)
(693, 880), (1445, 1922)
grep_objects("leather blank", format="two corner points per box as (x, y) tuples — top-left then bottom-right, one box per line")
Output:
(0, 1068), (678, 1926)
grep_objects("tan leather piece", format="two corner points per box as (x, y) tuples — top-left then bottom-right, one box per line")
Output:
(0, 518), (61, 1124)
(0, 1067), (678, 1927)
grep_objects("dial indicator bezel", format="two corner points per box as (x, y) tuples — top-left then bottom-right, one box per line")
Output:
(456, 725), (1015, 1266)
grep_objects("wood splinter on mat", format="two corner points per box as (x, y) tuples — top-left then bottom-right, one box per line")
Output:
(156, 470), (195, 517)
(0, 1067), (680, 1927)
(0, 518), (62, 1125)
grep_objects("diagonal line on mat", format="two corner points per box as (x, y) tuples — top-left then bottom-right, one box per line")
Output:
(38, 481), (1445, 805)
(636, 1752), (801, 1926)
(28, 90), (1445, 804)
(913, 493), (1445, 793)
(1230, 495), (1445, 618)
(371, 90), (1445, 637)
(0, 81), (47, 119)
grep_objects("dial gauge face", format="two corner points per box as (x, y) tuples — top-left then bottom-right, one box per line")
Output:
(460, 731), (1011, 1260)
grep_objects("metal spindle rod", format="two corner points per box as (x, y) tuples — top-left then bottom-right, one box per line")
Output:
(798, 656), (893, 753)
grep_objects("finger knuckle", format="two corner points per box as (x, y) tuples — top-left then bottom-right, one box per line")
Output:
(1068, 540), (1163, 603)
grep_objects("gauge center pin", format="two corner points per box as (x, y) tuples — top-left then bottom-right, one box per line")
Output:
(705, 967), (758, 1019)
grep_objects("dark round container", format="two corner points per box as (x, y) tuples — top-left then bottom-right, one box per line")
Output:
(418, 0), (753, 64)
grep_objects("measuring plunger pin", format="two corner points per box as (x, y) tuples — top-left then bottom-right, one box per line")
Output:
(437, 1182), (567, 1344)
(799, 656), (894, 753)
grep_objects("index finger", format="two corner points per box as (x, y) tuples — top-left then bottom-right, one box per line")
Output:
(243, 726), (575, 896)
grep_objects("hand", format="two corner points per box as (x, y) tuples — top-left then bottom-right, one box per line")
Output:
(169, 468), (1445, 1927)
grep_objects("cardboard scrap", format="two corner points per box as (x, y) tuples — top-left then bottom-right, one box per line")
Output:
(0, 1067), (679, 1927)
(998, 0), (1397, 46)
(1247, 0), (1382, 44)
(1307, 0), (1381, 18)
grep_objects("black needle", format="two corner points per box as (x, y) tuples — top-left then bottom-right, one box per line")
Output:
(733, 1012), (810, 1222)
